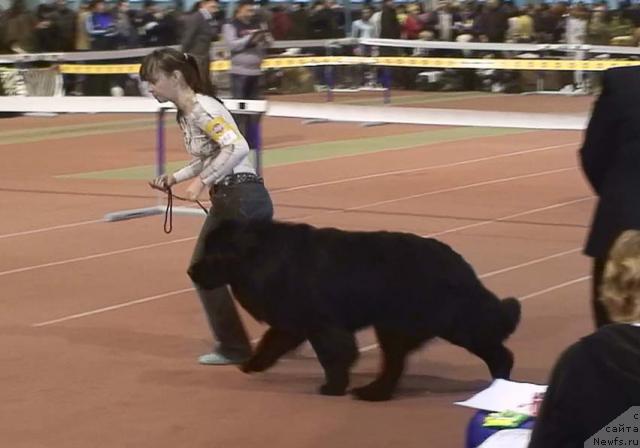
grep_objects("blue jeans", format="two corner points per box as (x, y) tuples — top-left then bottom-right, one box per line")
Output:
(189, 180), (273, 358)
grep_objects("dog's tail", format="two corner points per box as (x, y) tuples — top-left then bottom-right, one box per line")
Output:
(499, 297), (521, 338)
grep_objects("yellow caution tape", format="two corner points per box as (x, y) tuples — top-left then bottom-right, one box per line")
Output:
(58, 64), (141, 74)
(57, 56), (640, 74)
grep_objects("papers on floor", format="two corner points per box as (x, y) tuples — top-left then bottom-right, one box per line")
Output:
(455, 379), (548, 417)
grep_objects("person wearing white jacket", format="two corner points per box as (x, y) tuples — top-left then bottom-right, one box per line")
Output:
(141, 47), (273, 366)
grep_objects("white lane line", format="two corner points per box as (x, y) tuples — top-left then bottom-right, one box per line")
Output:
(2, 166), (578, 278)
(0, 219), (105, 240)
(479, 247), (583, 279)
(272, 142), (577, 194)
(297, 166), (577, 220)
(0, 140), (576, 240)
(32, 288), (195, 327)
(520, 276), (590, 301)
(19, 192), (591, 342)
(359, 343), (380, 353)
(425, 196), (593, 239)
(30, 245), (588, 327)
(0, 236), (197, 278)
(346, 275), (592, 353)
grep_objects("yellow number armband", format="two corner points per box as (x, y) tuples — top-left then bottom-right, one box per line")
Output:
(204, 117), (240, 146)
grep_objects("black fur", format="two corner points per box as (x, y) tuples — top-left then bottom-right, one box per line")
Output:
(189, 220), (521, 401)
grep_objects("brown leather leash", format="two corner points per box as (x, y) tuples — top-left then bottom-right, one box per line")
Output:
(163, 188), (208, 234)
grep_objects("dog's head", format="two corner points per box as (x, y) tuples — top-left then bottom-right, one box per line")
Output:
(187, 220), (260, 289)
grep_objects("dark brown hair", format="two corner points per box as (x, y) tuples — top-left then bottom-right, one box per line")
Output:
(139, 47), (217, 97)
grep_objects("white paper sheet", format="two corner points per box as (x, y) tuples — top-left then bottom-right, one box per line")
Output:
(477, 429), (533, 448)
(455, 379), (548, 416)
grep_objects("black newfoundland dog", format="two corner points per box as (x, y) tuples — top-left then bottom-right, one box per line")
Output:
(189, 220), (521, 401)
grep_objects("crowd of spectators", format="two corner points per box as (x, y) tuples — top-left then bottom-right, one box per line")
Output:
(3, 0), (640, 56)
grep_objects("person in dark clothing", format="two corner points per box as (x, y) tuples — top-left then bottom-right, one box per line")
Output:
(580, 66), (640, 328)
(379, 0), (400, 43)
(532, 2), (560, 43)
(137, 0), (164, 46)
(34, 0), (60, 52)
(53, 0), (76, 52)
(473, 0), (508, 42)
(308, 0), (337, 39)
(52, 0), (77, 95)
(3, 0), (37, 54)
(181, 0), (220, 86)
(528, 230), (640, 448)
(287, 2), (308, 40)
(327, 0), (345, 38)
(158, 5), (180, 45)
(307, 0), (337, 89)
(375, 0), (401, 88)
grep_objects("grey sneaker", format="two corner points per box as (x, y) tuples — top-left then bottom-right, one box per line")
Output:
(198, 352), (248, 366)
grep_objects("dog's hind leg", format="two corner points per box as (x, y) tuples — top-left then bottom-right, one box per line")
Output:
(307, 326), (358, 397)
(241, 327), (305, 373)
(351, 327), (429, 402)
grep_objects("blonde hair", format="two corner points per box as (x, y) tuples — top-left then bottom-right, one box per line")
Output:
(600, 230), (640, 323)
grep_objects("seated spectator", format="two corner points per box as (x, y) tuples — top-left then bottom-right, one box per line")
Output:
(528, 230), (640, 448)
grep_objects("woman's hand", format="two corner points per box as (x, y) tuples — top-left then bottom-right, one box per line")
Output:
(186, 178), (206, 201)
(149, 174), (176, 192)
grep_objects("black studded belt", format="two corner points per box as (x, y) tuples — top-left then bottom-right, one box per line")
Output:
(214, 173), (263, 192)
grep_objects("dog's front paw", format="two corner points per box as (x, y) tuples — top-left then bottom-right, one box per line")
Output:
(488, 347), (514, 380)
(239, 361), (254, 374)
(319, 383), (347, 396)
(239, 357), (266, 374)
(351, 384), (393, 402)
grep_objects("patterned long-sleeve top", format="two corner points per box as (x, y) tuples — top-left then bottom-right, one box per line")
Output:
(172, 94), (255, 186)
